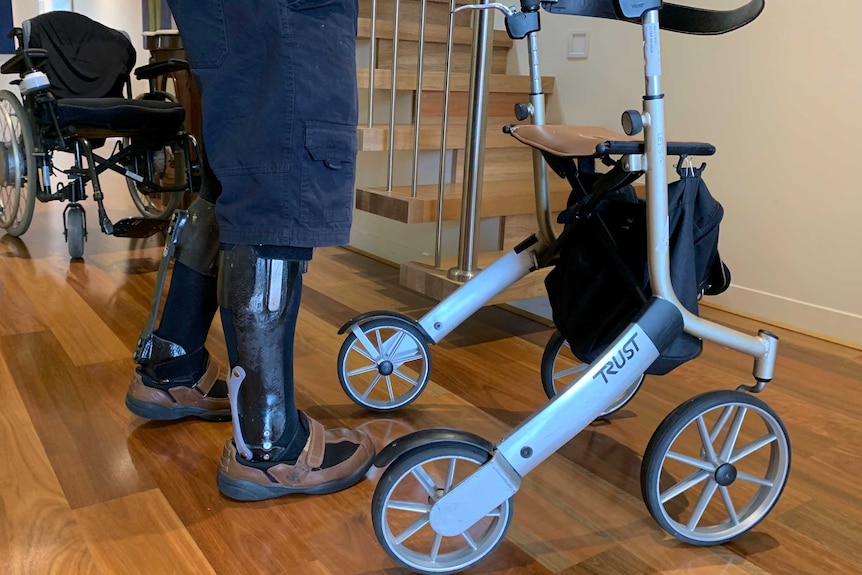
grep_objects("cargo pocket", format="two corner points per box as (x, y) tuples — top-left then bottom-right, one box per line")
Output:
(300, 121), (357, 223)
(286, 0), (344, 11)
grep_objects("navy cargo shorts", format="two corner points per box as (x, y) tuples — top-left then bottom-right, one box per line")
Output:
(166, 0), (359, 247)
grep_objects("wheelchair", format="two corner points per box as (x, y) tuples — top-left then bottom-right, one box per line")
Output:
(0, 10), (198, 258)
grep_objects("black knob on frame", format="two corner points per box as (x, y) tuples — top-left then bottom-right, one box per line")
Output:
(621, 110), (643, 136)
(514, 102), (532, 121)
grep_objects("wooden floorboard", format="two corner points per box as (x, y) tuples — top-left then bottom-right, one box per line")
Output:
(73, 490), (216, 575)
(0, 187), (860, 574)
(0, 345), (99, 575)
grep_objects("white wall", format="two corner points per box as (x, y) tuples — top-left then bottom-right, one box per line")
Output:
(511, 1), (862, 347)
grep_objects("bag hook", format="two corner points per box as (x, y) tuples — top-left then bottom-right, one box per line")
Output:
(679, 154), (695, 177)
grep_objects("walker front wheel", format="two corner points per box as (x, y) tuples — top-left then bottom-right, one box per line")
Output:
(372, 443), (513, 574)
(338, 318), (431, 411)
(541, 330), (644, 417)
(641, 390), (790, 545)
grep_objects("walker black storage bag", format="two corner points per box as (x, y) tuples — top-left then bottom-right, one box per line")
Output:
(545, 164), (729, 375)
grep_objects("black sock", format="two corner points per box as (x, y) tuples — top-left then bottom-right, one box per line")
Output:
(155, 261), (218, 354)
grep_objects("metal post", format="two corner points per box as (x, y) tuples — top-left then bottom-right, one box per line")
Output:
(435, 0), (457, 268)
(447, 1), (493, 281)
(366, 0), (377, 128)
(386, 0), (401, 191)
(525, 30), (554, 244)
(410, 0), (428, 197)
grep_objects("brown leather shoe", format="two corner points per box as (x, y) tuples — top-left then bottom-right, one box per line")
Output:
(125, 357), (231, 421)
(217, 416), (375, 501)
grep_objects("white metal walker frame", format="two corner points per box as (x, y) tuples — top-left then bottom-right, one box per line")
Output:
(361, 1), (790, 573)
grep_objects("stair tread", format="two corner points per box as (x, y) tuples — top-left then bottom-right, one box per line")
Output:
(357, 118), (523, 151)
(358, 17), (513, 47)
(357, 68), (555, 93)
(355, 177), (574, 223)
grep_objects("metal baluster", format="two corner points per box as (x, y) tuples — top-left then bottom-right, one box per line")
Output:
(434, 0), (456, 268)
(386, 0), (401, 191)
(410, 0), (428, 198)
(367, 0), (377, 128)
(447, 1), (493, 281)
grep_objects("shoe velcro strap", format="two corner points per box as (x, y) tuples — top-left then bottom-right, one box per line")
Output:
(303, 417), (326, 469)
(283, 418), (326, 483)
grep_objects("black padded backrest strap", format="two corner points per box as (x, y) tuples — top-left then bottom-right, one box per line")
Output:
(660, 0), (764, 35)
(541, 0), (765, 35)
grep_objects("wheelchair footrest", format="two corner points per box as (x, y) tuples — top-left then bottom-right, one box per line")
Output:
(110, 218), (170, 238)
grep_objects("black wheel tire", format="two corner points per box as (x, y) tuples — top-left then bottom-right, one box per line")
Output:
(67, 206), (85, 259)
(337, 318), (431, 412)
(372, 442), (513, 575)
(640, 389), (791, 546)
(541, 329), (644, 417)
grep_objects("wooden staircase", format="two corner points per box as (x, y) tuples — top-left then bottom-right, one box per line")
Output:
(354, 0), (568, 304)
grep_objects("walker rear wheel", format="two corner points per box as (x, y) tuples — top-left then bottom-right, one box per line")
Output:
(372, 443), (513, 574)
(338, 319), (431, 411)
(641, 390), (790, 545)
(541, 329), (644, 417)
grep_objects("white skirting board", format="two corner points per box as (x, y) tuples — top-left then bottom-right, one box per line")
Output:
(508, 284), (862, 351)
(709, 285), (862, 350)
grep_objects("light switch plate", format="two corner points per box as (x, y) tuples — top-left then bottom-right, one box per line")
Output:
(567, 29), (590, 59)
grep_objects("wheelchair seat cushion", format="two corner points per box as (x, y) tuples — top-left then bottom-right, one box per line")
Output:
(56, 98), (185, 139)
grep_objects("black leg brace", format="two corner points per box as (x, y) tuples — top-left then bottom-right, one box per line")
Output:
(219, 243), (312, 462)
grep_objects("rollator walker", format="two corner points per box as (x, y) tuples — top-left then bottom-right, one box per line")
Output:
(350, 1), (791, 573)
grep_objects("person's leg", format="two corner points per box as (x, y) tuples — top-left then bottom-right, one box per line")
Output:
(215, 244), (374, 501)
(125, 158), (229, 421)
(163, 0), (373, 498)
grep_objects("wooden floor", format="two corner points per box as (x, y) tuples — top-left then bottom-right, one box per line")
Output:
(2, 186), (861, 575)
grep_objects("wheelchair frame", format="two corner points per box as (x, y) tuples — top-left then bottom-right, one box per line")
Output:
(355, 1), (789, 573)
(0, 23), (198, 258)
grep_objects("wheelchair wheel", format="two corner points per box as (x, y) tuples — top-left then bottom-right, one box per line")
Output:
(65, 205), (86, 259)
(124, 142), (184, 219)
(0, 90), (37, 237)
(541, 329), (644, 417)
(337, 318), (431, 411)
(124, 92), (184, 219)
(372, 443), (513, 575)
(641, 389), (790, 546)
